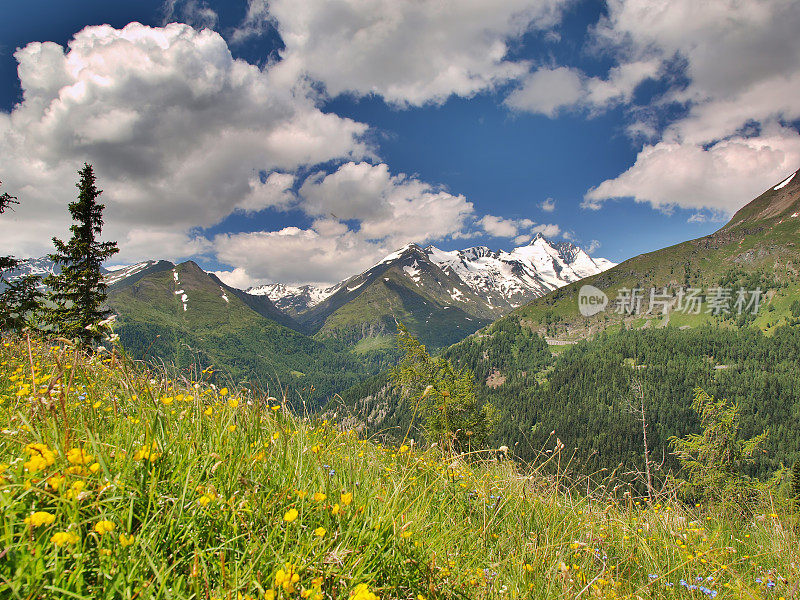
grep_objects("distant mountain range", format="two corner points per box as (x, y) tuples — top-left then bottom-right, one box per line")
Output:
(7, 234), (613, 350)
(245, 235), (614, 347)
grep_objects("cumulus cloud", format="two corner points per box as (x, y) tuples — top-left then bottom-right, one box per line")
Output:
(477, 215), (531, 238)
(162, 0), (219, 29)
(298, 162), (474, 246)
(477, 214), (561, 240)
(586, 0), (800, 213)
(242, 0), (570, 106)
(214, 223), (391, 286)
(531, 223), (562, 238)
(0, 22), (370, 262)
(504, 61), (659, 116)
(212, 162), (478, 285)
(584, 126), (800, 213)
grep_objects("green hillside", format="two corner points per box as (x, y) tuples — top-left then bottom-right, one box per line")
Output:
(300, 245), (493, 349)
(511, 168), (800, 340)
(107, 261), (371, 404)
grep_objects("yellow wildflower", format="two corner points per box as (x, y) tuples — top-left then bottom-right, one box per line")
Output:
(275, 563), (300, 593)
(66, 447), (93, 465)
(94, 520), (115, 535)
(284, 508), (299, 522)
(219, 387), (228, 396)
(119, 533), (135, 547)
(25, 511), (56, 527)
(228, 397), (239, 408)
(350, 583), (379, 600)
(341, 492), (353, 506)
(313, 492), (326, 502)
(51, 531), (80, 547)
(314, 527), (326, 537)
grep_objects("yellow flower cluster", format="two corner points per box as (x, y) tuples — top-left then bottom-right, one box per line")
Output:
(275, 563), (300, 593)
(350, 583), (379, 600)
(23, 443), (56, 473)
(94, 520), (115, 535)
(51, 531), (80, 547)
(25, 511), (56, 527)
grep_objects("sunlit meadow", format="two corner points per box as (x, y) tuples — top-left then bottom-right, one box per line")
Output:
(0, 336), (797, 599)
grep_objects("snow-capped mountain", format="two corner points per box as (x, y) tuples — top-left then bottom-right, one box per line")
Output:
(426, 233), (615, 310)
(247, 283), (341, 318)
(0, 257), (60, 285)
(262, 234), (616, 318)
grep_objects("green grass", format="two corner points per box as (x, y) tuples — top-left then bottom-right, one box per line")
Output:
(352, 336), (395, 355)
(1, 336), (798, 599)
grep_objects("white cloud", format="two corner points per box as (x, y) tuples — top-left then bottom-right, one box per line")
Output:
(0, 23), (370, 263)
(584, 126), (800, 213)
(213, 267), (258, 289)
(504, 60), (658, 116)
(214, 223), (390, 285)
(213, 162), (478, 285)
(236, 172), (296, 214)
(477, 215), (524, 237)
(530, 223), (562, 238)
(539, 197), (556, 212)
(243, 0), (570, 106)
(513, 234), (532, 245)
(585, 239), (601, 253)
(298, 162), (474, 246)
(504, 67), (584, 117)
(477, 214), (561, 240)
(585, 0), (800, 213)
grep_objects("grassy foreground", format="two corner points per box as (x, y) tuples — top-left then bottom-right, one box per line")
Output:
(1, 337), (798, 599)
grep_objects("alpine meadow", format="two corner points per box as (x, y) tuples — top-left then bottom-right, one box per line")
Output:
(2, 1), (800, 599)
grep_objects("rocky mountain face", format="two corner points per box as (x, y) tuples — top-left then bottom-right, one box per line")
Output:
(250, 236), (615, 346)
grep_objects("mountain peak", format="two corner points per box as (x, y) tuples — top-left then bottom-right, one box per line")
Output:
(724, 166), (800, 229)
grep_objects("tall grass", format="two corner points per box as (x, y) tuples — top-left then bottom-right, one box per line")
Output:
(0, 336), (797, 599)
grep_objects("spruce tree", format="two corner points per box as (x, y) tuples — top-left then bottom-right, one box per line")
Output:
(1, 181), (43, 331)
(46, 164), (118, 345)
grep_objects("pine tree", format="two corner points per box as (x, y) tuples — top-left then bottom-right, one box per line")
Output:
(45, 164), (119, 345)
(1, 181), (43, 331)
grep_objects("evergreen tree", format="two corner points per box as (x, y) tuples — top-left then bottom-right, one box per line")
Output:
(46, 164), (118, 345)
(0, 181), (43, 331)
(669, 387), (768, 511)
(391, 323), (497, 453)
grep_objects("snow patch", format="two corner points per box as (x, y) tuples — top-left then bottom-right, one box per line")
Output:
(774, 172), (796, 190)
(402, 261), (421, 282)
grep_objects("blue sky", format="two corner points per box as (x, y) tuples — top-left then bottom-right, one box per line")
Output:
(1, 0), (799, 286)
